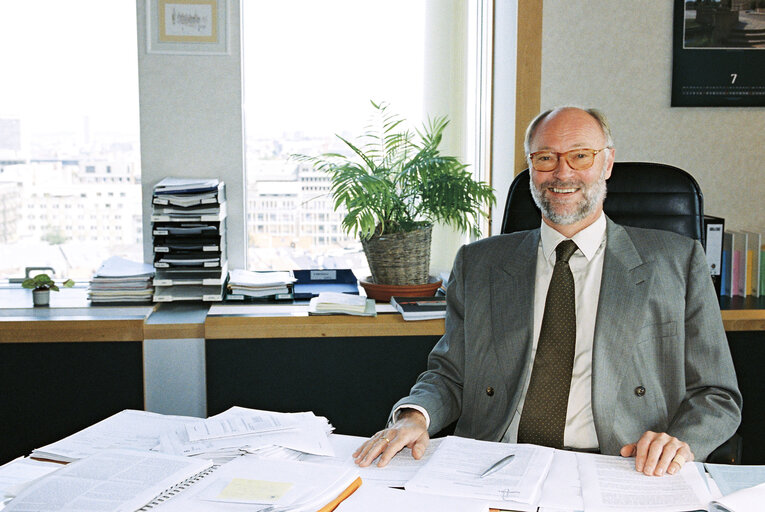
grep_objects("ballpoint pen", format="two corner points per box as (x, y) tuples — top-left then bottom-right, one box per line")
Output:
(480, 453), (516, 478)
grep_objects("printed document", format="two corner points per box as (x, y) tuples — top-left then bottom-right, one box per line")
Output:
(404, 436), (554, 509)
(298, 434), (444, 488)
(577, 452), (712, 512)
(30, 409), (203, 463)
(3, 449), (211, 512)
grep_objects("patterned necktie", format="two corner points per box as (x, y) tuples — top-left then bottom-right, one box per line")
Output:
(517, 239), (578, 448)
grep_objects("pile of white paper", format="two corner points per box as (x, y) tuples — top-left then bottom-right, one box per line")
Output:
(227, 269), (297, 298)
(30, 410), (203, 463)
(88, 256), (155, 303)
(308, 292), (376, 316)
(155, 407), (335, 462)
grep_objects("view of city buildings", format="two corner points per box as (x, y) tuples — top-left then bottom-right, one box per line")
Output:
(0, 117), (143, 280)
(0, 114), (369, 281)
(245, 135), (369, 276)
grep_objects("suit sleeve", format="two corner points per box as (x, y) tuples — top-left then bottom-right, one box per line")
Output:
(390, 245), (468, 436)
(668, 240), (742, 460)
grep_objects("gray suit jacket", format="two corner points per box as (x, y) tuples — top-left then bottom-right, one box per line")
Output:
(393, 218), (742, 460)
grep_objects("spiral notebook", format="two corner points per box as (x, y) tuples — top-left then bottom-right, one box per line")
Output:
(139, 463), (221, 510)
(142, 456), (362, 512)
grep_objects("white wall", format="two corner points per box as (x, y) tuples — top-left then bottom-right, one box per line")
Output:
(540, 0), (765, 231)
(136, 0), (246, 267)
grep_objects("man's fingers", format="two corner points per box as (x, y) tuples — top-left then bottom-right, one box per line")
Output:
(627, 431), (694, 476)
(354, 415), (430, 468)
(619, 443), (637, 458)
(354, 431), (396, 467)
(643, 435), (671, 476)
(409, 433), (430, 460)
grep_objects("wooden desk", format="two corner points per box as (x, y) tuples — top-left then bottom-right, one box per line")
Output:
(205, 304), (444, 338)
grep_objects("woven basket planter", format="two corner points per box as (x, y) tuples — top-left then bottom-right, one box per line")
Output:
(361, 224), (433, 286)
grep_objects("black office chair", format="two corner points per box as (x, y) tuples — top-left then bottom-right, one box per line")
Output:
(501, 161), (743, 464)
(501, 162), (705, 245)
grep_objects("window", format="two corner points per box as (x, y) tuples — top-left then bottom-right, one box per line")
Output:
(0, 0), (141, 281)
(242, 1), (426, 276)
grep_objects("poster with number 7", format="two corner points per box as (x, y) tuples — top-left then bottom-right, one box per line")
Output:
(672, 0), (765, 107)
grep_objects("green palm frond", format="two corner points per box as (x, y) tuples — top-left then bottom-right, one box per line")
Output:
(292, 101), (496, 240)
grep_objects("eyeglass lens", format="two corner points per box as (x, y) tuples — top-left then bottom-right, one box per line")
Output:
(531, 149), (598, 171)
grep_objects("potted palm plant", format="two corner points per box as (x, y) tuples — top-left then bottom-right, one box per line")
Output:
(22, 273), (75, 306)
(295, 101), (495, 299)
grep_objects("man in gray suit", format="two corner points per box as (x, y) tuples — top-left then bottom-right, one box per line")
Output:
(354, 106), (741, 477)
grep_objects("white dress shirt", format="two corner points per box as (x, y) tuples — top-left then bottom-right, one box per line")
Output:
(397, 213), (607, 451)
(501, 212), (607, 449)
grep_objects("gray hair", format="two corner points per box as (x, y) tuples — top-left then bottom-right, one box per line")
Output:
(523, 106), (614, 156)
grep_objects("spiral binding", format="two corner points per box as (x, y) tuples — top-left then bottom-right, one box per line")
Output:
(138, 464), (220, 510)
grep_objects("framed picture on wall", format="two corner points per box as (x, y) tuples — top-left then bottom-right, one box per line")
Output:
(672, 0), (765, 106)
(147, 0), (229, 55)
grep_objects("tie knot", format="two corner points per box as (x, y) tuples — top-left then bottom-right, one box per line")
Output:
(555, 239), (578, 263)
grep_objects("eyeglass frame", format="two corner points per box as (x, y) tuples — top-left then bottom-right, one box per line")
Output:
(526, 147), (611, 172)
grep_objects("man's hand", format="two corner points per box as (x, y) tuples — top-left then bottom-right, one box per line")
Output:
(353, 409), (430, 468)
(620, 430), (694, 476)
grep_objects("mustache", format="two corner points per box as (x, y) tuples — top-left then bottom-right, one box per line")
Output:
(540, 180), (582, 190)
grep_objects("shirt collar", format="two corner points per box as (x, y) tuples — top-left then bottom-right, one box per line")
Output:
(540, 212), (607, 263)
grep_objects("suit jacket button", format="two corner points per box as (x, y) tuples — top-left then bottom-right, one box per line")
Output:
(635, 386), (646, 397)
(486, 386), (494, 397)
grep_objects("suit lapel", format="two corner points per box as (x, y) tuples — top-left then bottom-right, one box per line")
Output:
(490, 230), (539, 383)
(592, 220), (654, 449)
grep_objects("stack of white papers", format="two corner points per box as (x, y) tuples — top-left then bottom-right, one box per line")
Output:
(88, 256), (155, 303)
(308, 292), (376, 316)
(155, 407), (335, 462)
(30, 410), (203, 463)
(227, 269), (297, 298)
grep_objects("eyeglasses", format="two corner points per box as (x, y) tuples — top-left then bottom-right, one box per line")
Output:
(527, 148), (609, 172)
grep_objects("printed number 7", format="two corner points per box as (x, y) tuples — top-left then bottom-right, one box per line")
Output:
(730, 73), (738, 84)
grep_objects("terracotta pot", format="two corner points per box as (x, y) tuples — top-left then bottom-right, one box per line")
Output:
(359, 276), (442, 302)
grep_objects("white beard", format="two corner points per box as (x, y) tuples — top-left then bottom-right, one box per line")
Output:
(530, 161), (608, 225)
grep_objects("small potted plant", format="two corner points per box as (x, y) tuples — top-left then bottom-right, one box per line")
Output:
(22, 273), (75, 306)
(295, 101), (495, 299)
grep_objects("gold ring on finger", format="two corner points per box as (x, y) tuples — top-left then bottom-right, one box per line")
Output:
(672, 454), (685, 465)
(381, 436), (390, 444)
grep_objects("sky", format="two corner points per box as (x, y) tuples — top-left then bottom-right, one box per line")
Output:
(241, 0), (426, 138)
(0, 0), (425, 142)
(0, 0), (140, 137)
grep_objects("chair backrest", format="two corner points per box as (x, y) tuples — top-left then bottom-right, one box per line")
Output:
(500, 162), (705, 244)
